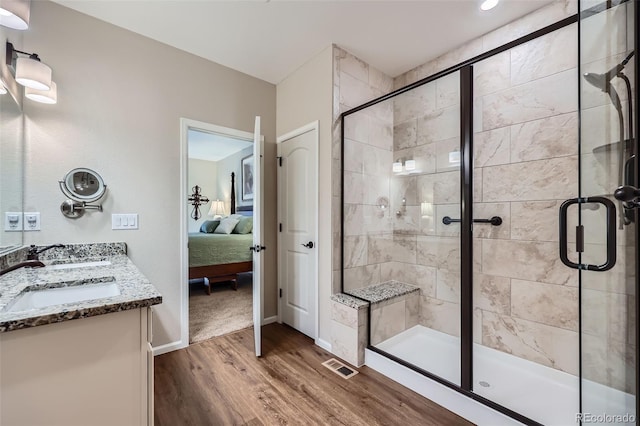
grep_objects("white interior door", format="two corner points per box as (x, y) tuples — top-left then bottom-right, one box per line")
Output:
(277, 125), (318, 339)
(252, 116), (264, 357)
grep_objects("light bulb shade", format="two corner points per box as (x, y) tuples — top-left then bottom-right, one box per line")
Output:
(208, 199), (225, 217)
(405, 159), (416, 171)
(0, 0), (30, 30)
(392, 162), (403, 173)
(15, 57), (51, 90)
(25, 80), (56, 104)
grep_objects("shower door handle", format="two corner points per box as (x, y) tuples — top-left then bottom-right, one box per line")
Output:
(559, 197), (616, 271)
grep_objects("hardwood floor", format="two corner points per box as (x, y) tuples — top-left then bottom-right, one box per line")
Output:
(155, 323), (473, 426)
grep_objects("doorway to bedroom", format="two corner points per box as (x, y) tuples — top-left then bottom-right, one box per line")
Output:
(185, 124), (256, 344)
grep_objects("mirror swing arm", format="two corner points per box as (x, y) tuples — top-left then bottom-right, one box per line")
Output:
(59, 168), (107, 219)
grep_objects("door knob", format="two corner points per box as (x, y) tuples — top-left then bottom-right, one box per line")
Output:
(301, 241), (314, 249)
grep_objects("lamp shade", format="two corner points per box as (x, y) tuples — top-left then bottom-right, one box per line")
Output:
(208, 199), (225, 217)
(15, 57), (51, 90)
(25, 80), (56, 104)
(0, 0), (30, 30)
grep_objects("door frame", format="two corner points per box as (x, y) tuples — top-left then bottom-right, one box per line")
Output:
(276, 121), (320, 341)
(178, 118), (258, 351)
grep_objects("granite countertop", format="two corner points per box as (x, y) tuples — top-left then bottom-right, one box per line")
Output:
(0, 243), (162, 332)
(347, 280), (419, 304)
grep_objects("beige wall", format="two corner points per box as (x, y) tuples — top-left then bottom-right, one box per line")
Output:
(21, 0), (277, 348)
(276, 45), (333, 344)
(215, 145), (253, 214)
(187, 158), (217, 233)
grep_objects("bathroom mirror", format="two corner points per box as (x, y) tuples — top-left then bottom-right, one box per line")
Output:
(59, 168), (107, 203)
(0, 87), (24, 254)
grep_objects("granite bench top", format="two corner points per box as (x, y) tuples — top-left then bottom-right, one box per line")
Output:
(330, 293), (370, 310)
(347, 280), (419, 304)
(0, 243), (162, 332)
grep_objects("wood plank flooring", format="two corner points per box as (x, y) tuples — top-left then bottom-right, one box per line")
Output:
(154, 323), (473, 426)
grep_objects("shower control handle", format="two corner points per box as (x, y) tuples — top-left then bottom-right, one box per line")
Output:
(614, 185), (640, 206)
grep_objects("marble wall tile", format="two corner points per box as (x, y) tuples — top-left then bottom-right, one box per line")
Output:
(368, 99), (394, 124)
(421, 296), (460, 337)
(482, 69), (577, 131)
(482, 239), (578, 286)
(436, 269), (460, 304)
(473, 273), (511, 315)
(340, 52), (368, 83)
(474, 309), (483, 344)
(511, 279), (578, 331)
(474, 126), (510, 168)
(435, 204), (460, 237)
(474, 51), (511, 98)
(393, 119), (417, 151)
(579, 152), (621, 200)
(582, 288), (629, 344)
(363, 144), (393, 176)
(406, 294), (420, 328)
(401, 60), (439, 88)
(474, 97), (483, 134)
(369, 117), (393, 152)
(340, 71), (377, 109)
(474, 168), (483, 203)
(344, 138), (364, 174)
(483, 311), (579, 375)
(343, 204), (364, 237)
(436, 38), (483, 72)
(344, 110), (369, 145)
(343, 171), (365, 204)
(393, 206), (420, 234)
(418, 170), (460, 205)
(510, 112), (578, 163)
(365, 205), (392, 235)
(482, 0), (577, 51)
(332, 230), (341, 272)
(394, 83), (436, 125)
(331, 319), (359, 366)
(435, 137), (461, 173)
(344, 235), (367, 268)
(582, 333), (635, 394)
(581, 53), (634, 110)
(418, 203), (437, 236)
(391, 176), (417, 206)
(581, 245), (635, 296)
(483, 156), (578, 202)
(417, 106), (460, 145)
(511, 24), (577, 86)
(364, 175), (390, 206)
(332, 300), (359, 328)
(629, 296), (636, 346)
(332, 158), (341, 197)
(511, 200), (566, 242)
(580, 3), (628, 64)
(436, 72), (460, 110)
(368, 234), (417, 264)
(473, 203), (510, 239)
(343, 264), (381, 293)
(417, 236), (460, 271)
(370, 66), (394, 94)
(379, 263), (437, 297)
(371, 300), (406, 345)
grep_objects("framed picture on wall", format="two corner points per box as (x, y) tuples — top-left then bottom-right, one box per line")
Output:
(241, 155), (254, 201)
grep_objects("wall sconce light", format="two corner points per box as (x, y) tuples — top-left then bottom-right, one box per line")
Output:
(6, 41), (58, 103)
(208, 199), (225, 219)
(0, 0), (30, 30)
(188, 185), (210, 220)
(392, 162), (403, 173)
(393, 158), (420, 175)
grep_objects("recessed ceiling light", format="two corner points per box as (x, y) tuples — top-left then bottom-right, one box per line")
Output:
(480, 0), (499, 11)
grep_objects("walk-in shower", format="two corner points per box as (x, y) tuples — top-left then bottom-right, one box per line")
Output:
(340, 1), (637, 424)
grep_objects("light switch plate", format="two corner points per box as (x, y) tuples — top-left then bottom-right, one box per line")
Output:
(112, 214), (138, 230)
(4, 212), (22, 231)
(23, 212), (41, 231)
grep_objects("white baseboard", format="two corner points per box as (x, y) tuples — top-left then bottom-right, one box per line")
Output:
(262, 316), (278, 325)
(315, 338), (332, 352)
(365, 349), (522, 426)
(153, 339), (187, 356)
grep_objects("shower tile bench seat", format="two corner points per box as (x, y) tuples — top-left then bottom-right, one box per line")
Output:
(330, 281), (420, 367)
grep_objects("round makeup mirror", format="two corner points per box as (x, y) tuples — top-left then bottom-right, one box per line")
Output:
(59, 168), (107, 203)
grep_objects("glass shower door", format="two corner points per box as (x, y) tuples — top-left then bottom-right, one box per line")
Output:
(578, 0), (637, 423)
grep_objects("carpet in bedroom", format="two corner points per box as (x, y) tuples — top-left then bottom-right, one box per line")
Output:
(189, 272), (253, 344)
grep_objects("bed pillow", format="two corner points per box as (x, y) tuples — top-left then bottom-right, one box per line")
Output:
(199, 220), (220, 233)
(232, 216), (253, 234)
(213, 218), (240, 234)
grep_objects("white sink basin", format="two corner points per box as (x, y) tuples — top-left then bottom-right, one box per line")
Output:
(47, 260), (112, 270)
(5, 279), (120, 312)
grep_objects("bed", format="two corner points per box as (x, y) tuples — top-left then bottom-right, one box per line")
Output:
(188, 172), (253, 294)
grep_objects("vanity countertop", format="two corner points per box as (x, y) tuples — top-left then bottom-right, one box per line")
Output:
(0, 244), (162, 332)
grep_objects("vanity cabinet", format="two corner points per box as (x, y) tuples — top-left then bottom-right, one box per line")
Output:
(0, 307), (154, 426)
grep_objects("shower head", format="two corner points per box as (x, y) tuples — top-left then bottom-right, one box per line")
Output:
(583, 51), (635, 111)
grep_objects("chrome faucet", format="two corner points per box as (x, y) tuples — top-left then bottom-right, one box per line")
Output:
(0, 260), (45, 276)
(26, 244), (65, 261)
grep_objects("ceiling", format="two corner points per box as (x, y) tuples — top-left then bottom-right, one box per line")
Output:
(188, 130), (252, 162)
(51, 0), (553, 84)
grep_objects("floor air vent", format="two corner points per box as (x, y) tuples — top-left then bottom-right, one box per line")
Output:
(322, 358), (358, 379)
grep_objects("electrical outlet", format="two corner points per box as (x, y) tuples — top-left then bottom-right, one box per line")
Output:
(23, 212), (41, 231)
(4, 212), (22, 231)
